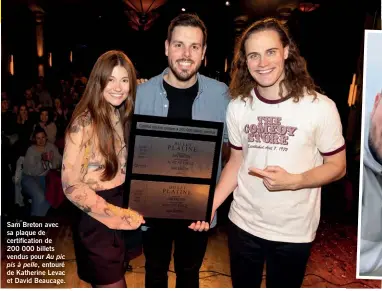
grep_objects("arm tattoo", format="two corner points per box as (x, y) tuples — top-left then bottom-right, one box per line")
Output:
(83, 205), (92, 213)
(104, 207), (114, 217)
(69, 124), (80, 133)
(65, 185), (77, 195)
(73, 191), (87, 203)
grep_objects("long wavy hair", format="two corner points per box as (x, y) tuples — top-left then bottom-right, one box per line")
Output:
(230, 18), (318, 102)
(66, 50), (137, 181)
(17, 104), (28, 124)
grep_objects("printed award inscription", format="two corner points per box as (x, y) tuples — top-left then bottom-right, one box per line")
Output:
(133, 136), (215, 179)
(129, 180), (210, 220)
(126, 115), (224, 221)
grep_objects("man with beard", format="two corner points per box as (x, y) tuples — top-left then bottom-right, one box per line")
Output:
(359, 91), (382, 277)
(133, 13), (230, 287)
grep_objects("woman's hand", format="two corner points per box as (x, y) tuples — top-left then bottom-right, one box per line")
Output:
(121, 208), (145, 230)
(107, 204), (145, 230)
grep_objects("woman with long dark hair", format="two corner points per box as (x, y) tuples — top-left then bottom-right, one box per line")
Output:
(62, 50), (145, 288)
(16, 104), (33, 142)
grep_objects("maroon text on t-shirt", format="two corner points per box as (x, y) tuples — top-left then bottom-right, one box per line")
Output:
(244, 116), (298, 145)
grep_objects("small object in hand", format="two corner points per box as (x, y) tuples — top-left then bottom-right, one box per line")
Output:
(48, 150), (54, 161)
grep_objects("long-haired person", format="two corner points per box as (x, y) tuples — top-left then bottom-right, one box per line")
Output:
(62, 50), (145, 288)
(193, 18), (346, 287)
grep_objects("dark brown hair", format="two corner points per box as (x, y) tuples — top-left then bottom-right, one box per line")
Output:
(32, 125), (47, 144)
(230, 18), (318, 102)
(167, 13), (207, 46)
(66, 50), (137, 181)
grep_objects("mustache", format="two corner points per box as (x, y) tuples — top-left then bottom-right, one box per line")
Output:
(177, 59), (194, 63)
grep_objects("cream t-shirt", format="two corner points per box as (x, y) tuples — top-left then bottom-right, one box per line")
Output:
(227, 88), (345, 243)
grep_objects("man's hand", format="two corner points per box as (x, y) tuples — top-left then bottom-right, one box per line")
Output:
(188, 210), (216, 232)
(249, 166), (301, 191)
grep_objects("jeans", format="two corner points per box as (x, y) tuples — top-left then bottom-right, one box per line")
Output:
(142, 222), (209, 288)
(21, 174), (50, 216)
(228, 221), (312, 288)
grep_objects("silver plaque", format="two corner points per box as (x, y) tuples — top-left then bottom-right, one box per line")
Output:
(136, 122), (218, 136)
(132, 136), (215, 179)
(129, 180), (210, 220)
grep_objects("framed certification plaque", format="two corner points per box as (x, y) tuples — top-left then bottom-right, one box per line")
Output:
(124, 114), (224, 223)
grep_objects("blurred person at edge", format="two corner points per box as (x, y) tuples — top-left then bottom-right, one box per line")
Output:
(359, 90), (382, 277)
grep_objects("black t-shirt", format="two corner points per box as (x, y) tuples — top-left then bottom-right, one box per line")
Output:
(148, 80), (199, 228)
(163, 80), (198, 119)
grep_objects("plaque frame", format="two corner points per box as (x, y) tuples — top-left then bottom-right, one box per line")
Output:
(124, 114), (224, 224)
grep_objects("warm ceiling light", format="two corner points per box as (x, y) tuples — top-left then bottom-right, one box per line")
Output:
(9, 55), (14, 76)
(123, 0), (167, 31)
(299, 3), (320, 12)
(225, 1), (230, 6)
(181, 8), (186, 11)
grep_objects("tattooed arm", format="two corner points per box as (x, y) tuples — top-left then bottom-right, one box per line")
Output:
(61, 114), (144, 230)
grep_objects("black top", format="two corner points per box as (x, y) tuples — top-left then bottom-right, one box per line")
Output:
(163, 79), (199, 119)
(149, 80), (199, 228)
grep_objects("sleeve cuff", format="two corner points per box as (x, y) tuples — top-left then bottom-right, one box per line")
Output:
(320, 143), (346, 156)
(229, 141), (242, 150)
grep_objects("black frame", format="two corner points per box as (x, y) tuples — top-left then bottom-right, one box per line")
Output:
(124, 114), (224, 225)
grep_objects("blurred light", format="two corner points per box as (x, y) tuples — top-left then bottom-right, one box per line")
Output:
(9, 55), (14, 75)
(36, 25), (44, 57)
(38, 64), (44, 77)
(225, 1), (230, 6)
(347, 74), (357, 107)
(204, 56), (207, 67)
(299, 3), (320, 12)
(70, 51), (73, 63)
(181, 8), (186, 11)
(49, 52), (52, 67)
(124, 0), (167, 31)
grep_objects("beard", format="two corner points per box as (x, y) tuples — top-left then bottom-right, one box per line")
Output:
(168, 59), (200, 82)
(369, 124), (382, 166)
